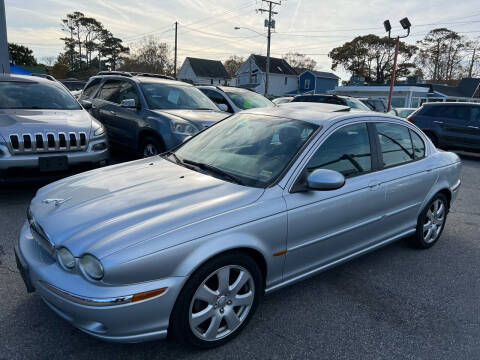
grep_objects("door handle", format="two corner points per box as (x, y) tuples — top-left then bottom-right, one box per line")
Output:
(467, 125), (480, 129)
(433, 120), (444, 124)
(368, 181), (381, 191)
(110, 110), (117, 115)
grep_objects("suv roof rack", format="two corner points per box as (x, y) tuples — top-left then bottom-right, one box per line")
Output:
(132, 72), (175, 80)
(97, 71), (133, 77)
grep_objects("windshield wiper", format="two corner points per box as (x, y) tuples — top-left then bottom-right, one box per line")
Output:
(182, 159), (244, 185)
(162, 151), (183, 165)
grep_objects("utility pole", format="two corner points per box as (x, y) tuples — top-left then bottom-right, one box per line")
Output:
(468, 47), (477, 78)
(258, 1), (280, 97)
(0, 0), (10, 74)
(174, 21), (178, 79)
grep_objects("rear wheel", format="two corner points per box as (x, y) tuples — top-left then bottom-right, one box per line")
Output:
(170, 252), (262, 348)
(409, 193), (448, 249)
(139, 135), (164, 158)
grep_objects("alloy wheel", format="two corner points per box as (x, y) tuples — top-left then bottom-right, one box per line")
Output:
(189, 265), (255, 342)
(423, 199), (446, 244)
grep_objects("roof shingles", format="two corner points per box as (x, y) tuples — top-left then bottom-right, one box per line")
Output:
(186, 57), (230, 78)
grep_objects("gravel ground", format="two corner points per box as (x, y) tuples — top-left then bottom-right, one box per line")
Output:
(0, 152), (479, 360)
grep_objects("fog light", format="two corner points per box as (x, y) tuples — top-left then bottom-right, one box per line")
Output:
(92, 143), (107, 151)
(57, 247), (75, 269)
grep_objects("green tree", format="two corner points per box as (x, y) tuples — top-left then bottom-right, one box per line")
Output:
(8, 43), (36, 66)
(100, 30), (129, 71)
(50, 53), (70, 79)
(416, 28), (469, 81)
(329, 34), (417, 83)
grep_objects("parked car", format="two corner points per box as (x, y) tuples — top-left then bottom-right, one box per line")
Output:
(0, 74), (109, 181)
(272, 96), (293, 105)
(60, 79), (86, 92)
(198, 85), (274, 113)
(291, 94), (371, 111)
(16, 103), (461, 347)
(80, 72), (229, 157)
(358, 98), (388, 112)
(394, 107), (417, 118)
(408, 102), (480, 152)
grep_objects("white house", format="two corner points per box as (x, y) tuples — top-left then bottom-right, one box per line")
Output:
(235, 54), (298, 96)
(177, 57), (233, 85)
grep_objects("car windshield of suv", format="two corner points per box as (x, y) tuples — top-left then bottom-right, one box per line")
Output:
(0, 81), (81, 110)
(173, 113), (318, 188)
(223, 89), (274, 110)
(140, 83), (218, 110)
(342, 97), (371, 111)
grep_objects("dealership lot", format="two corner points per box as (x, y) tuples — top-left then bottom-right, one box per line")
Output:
(0, 152), (479, 359)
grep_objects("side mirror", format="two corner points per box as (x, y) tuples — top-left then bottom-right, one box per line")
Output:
(81, 100), (92, 109)
(121, 98), (137, 108)
(306, 169), (345, 191)
(217, 103), (229, 112)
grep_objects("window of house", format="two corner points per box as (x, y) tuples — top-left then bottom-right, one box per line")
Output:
(305, 79), (310, 89)
(285, 77), (288, 85)
(306, 123), (372, 178)
(376, 123), (414, 168)
(210, 79), (213, 85)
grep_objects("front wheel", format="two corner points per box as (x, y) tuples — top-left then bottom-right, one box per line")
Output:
(409, 193), (448, 249)
(170, 252), (263, 348)
(139, 136), (164, 158)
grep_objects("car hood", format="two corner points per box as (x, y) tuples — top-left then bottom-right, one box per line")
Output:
(29, 157), (263, 258)
(0, 109), (92, 137)
(153, 109), (230, 127)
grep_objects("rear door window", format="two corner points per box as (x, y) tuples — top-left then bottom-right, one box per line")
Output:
(375, 122), (414, 168)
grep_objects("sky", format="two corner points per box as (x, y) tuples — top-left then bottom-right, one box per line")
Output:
(4, 0), (480, 80)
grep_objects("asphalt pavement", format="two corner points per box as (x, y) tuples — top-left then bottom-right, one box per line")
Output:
(1, 152), (479, 360)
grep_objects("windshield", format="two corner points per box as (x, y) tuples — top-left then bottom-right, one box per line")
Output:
(343, 97), (371, 111)
(223, 89), (274, 110)
(173, 114), (318, 188)
(0, 81), (81, 110)
(141, 83), (218, 110)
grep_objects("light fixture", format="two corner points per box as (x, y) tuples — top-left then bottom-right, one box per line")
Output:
(383, 20), (392, 33)
(400, 17), (411, 30)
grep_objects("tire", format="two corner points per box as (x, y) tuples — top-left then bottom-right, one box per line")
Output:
(139, 135), (164, 158)
(169, 252), (263, 348)
(409, 193), (448, 249)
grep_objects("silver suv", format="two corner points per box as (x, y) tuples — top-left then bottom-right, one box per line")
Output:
(0, 75), (109, 180)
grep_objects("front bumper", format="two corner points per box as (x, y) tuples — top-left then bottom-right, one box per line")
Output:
(16, 221), (185, 343)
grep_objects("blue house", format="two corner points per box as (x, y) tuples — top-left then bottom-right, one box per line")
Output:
(290, 70), (340, 95)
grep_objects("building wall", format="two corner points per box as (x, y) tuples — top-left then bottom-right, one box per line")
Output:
(299, 72), (315, 91)
(177, 59), (197, 83)
(315, 78), (339, 94)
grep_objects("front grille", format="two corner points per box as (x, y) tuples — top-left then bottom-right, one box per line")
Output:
(8, 132), (88, 154)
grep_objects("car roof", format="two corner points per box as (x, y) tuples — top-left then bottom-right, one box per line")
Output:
(423, 102), (480, 106)
(90, 73), (192, 86)
(0, 74), (56, 84)
(241, 102), (382, 126)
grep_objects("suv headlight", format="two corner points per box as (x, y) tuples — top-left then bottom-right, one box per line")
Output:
(79, 254), (104, 280)
(91, 118), (105, 137)
(171, 120), (199, 136)
(57, 247), (75, 269)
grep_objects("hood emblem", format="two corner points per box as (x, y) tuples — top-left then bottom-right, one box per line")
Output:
(42, 198), (72, 207)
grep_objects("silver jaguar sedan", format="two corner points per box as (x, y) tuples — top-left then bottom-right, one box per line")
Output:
(16, 103), (462, 348)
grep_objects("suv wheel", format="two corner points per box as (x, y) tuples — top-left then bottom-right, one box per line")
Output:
(139, 136), (164, 158)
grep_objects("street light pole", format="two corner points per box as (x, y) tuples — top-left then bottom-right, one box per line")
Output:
(384, 17), (411, 112)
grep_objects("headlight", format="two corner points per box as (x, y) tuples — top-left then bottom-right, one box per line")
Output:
(57, 247), (75, 269)
(79, 254), (104, 280)
(171, 121), (199, 136)
(91, 118), (105, 137)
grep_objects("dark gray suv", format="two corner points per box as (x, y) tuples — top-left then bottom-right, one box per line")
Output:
(80, 72), (229, 157)
(408, 102), (480, 152)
